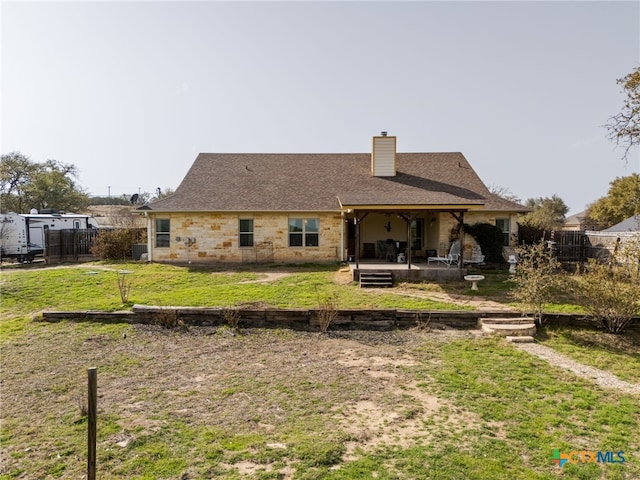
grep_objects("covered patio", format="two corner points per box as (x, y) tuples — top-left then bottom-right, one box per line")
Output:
(342, 205), (477, 282)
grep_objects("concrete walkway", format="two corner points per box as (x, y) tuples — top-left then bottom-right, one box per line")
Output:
(515, 342), (640, 395)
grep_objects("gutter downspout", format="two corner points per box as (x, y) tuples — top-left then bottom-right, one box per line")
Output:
(144, 212), (152, 262)
(340, 210), (345, 262)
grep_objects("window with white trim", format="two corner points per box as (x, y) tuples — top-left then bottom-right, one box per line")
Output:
(155, 219), (170, 247)
(289, 218), (319, 247)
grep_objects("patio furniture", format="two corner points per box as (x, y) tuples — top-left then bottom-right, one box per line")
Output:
(427, 240), (461, 267)
(386, 239), (396, 262)
(363, 243), (375, 258)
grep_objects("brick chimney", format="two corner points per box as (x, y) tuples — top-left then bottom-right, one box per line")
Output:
(371, 132), (396, 176)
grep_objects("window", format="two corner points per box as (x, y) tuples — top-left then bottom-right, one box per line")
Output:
(496, 218), (510, 246)
(289, 218), (319, 247)
(239, 219), (254, 247)
(155, 219), (170, 247)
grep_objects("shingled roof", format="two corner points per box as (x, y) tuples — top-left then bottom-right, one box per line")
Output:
(146, 152), (524, 213)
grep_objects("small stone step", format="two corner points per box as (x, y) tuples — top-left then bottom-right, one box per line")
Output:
(481, 323), (536, 337)
(506, 335), (535, 343)
(479, 317), (535, 326)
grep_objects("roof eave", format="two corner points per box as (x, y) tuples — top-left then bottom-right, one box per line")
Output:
(339, 204), (486, 211)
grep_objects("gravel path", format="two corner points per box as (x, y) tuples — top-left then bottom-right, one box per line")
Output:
(515, 342), (640, 395)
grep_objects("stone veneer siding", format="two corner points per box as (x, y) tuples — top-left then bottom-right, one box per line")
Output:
(148, 212), (343, 264)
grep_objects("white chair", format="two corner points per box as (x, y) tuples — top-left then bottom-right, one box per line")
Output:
(428, 240), (461, 267)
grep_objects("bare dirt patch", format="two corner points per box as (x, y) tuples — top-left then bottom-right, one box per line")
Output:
(333, 266), (354, 285)
(238, 272), (292, 283)
(392, 285), (518, 312)
(331, 333), (500, 461)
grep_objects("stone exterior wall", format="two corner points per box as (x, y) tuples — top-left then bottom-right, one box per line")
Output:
(145, 210), (520, 264)
(148, 212), (343, 264)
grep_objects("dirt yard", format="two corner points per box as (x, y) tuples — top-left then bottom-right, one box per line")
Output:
(0, 321), (481, 478)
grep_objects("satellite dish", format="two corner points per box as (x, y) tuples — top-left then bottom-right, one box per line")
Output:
(30, 208), (39, 214)
(130, 193), (139, 204)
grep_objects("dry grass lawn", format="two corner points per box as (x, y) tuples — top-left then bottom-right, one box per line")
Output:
(1, 319), (481, 479)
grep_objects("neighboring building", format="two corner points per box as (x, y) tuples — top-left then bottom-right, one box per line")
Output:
(139, 134), (528, 265)
(563, 210), (597, 231)
(585, 215), (640, 257)
(86, 205), (146, 229)
(600, 215), (640, 233)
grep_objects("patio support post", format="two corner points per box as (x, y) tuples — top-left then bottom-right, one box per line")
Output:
(407, 217), (411, 269)
(398, 213), (417, 270)
(354, 213), (368, 269)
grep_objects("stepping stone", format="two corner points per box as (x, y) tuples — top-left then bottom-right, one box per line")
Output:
(479, 317), (535, 326)
(481, 323), (537, 337)
(506, 335), (535, 343)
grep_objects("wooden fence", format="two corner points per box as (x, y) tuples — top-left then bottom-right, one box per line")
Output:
(524, 230), (636, 264)
(45, 229), (99, 264)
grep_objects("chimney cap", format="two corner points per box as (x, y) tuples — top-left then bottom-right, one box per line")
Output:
(380, 131), (388, 136)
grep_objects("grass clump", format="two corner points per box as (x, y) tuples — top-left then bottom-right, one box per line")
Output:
(222, 307), (241, 332)
(152, 306), (185, 329)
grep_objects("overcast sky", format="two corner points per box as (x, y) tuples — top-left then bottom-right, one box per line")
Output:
(2, 0), (639, 214)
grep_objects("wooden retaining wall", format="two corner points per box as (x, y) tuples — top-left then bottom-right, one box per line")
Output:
(42, 306), (481, 330)
(40, 306), (640, 331)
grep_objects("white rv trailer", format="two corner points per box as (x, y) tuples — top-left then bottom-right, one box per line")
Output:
(0, 211), (99, 262)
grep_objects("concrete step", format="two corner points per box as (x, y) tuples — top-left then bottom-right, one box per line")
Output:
(481, 323), (537, 337)
(360, 281), (393, 288)
(479, 317), (536, 327)
(506, 335), (535, 343)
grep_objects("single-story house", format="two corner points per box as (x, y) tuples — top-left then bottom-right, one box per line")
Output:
(139, 134), (528, 267)
(86, 205), (146, 229)
(563, 210), (598, 231)
(600, 215), (640, 233)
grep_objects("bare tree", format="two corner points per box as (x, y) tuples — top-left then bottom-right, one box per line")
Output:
(606, 66), (640, 163)
(488, 184), (522, 204)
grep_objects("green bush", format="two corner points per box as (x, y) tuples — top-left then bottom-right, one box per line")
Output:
(464, 222), (506, 263)
(569, 236), (640, 333)
(91, 228), (144, 260)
